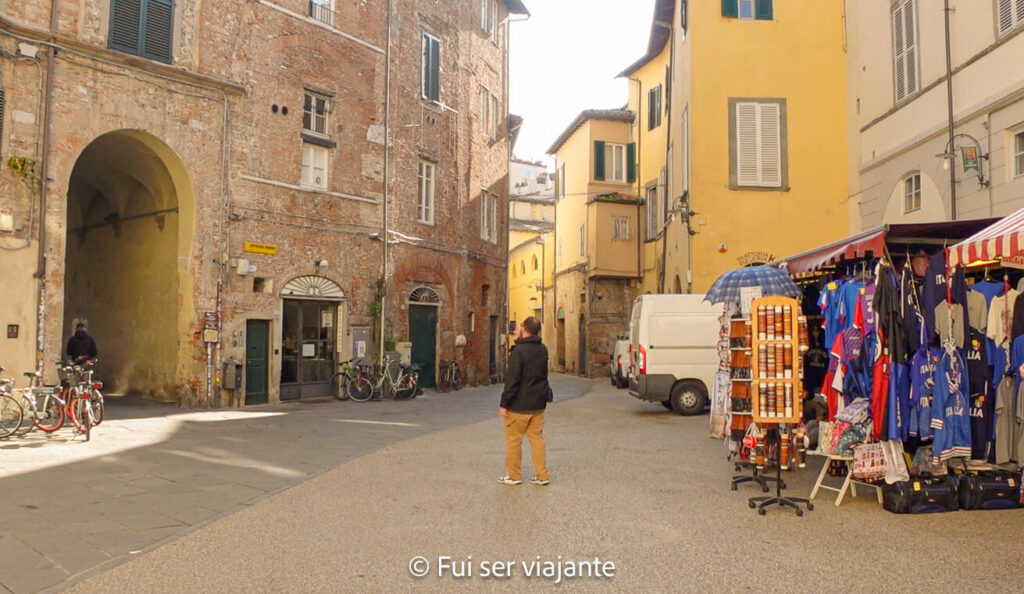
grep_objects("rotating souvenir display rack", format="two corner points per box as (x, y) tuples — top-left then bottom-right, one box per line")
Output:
(750, 297), (803, 424)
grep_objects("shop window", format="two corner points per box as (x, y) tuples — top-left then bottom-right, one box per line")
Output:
(109, 0), (174, 63)
(903, 173), (921, 213)
(892, 0), (919, 103)
(1014, 130), (1024, 178)
(729, 98), (787, 189)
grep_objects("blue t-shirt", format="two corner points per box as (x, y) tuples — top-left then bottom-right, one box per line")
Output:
(972, 280), (1005, 306)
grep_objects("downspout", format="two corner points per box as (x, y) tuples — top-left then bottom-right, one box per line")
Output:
(35, 0), (61, 371)
(943, 0), (957, 221)
(378, 0), (392, 365)
(626, 75), (642, 287)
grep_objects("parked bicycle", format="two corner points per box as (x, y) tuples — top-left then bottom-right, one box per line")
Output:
(0, 369), (25, 439)
(329, 357), (371, 401)
(436, 358), (463, 392)
(346, 357), (419, 402)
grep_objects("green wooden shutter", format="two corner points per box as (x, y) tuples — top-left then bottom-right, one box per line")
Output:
(110, 0), (142, 53)
(594, 141), (605, 180)
(755, 0), (773, 20)
(722, 0), (738, 18)
(143, 0), (173, 63)
(626, 143), (636, 183)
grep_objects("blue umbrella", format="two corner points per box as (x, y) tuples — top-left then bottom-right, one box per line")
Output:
(704, 265), (801, 305)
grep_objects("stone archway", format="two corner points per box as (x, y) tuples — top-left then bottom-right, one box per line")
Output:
(64, 130), (195, 396)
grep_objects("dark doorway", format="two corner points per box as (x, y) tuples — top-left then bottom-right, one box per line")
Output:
(556, 315), (566, 369)
(489, 315), (498, 376)
(281, 299), (336, 399)
(578, 314), (587, 376)
(409, 304), (438, 386)
(245, 320), (269, 405)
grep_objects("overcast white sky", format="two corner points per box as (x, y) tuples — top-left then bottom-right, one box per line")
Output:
(509, 0), (658, 166)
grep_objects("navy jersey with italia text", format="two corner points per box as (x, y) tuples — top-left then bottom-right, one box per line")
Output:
(966, 328), (992, 459)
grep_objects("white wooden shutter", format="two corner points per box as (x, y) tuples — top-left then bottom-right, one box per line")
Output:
(892, 0), (917, 102)
(736, 102), (759, 186)
(759, 103), (781, 187)
(903, 1), (918, 97)
(997, 0), (1014, 36)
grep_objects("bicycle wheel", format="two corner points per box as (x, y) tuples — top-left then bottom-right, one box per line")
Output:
(451, 365), (462, 391)
(395, 373), (418, 400)
(0, 395), (24, 439)
(346, 377), (373, 402)
(71, 394), (91, 441)
(329, 372), (347, 400)
(68, 388), (86, 432)
(14, 393), (36, 436)
(34, 394), (65, 432)
(91, 389), (104, 425)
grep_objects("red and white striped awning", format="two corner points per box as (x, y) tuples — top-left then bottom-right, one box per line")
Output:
(949, 207), (1024, 268)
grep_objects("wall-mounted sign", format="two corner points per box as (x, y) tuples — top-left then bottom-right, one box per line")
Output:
(244, 242), (277, 255)
(737, 251), (775, 267)
(962, 146), (979, 173)
(203, 311), (220, 330)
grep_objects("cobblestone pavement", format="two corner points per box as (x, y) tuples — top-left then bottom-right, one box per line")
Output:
(0, 376), (591, 593)
(54, 379), (1024, 593)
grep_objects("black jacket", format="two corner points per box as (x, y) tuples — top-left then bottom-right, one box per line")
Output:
(66, 330), (98, 362)
(500, 335), (550, 412)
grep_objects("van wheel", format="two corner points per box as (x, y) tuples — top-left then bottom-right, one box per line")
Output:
(661, 401), (673, 410)
(670, 380), (707, 416)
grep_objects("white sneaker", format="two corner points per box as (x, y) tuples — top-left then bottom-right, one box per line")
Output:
(529, 477), (550, 486)
(497, 476), (521, 485)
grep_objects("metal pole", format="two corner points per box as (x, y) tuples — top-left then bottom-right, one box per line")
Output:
(944, 0), (957, 221)
(379, 0), (392, 365)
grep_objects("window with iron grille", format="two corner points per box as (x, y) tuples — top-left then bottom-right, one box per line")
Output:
(109, 0), (174, 63)
(613, 217), (631, 241)
(309, 0), (333, 26)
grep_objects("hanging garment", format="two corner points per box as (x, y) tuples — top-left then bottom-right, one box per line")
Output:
(819, 280), (844, 355)
(930, 347), (972, 464)
(972, 279), (1005, 306)
(902, 272), (924, 356)
(887, 361), (910, 442)
(922, 251), (968, 346)
(966, 289), (987, 333)
(872, 337), (890, 441)
(710, 369), (730, 440)
(909, 346), (938, 440)
(838, 280), (865, 330)
(854, 281), (878, 337)
(994, 375), (1020, 465)
(874, 265), (908, 363)
(934, 302), (966, 351)
(1010, 292), (1024, 342)
(986, 289), (1020, 348)
(965, 328), (992, 460)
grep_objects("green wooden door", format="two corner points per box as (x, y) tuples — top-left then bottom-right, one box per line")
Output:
(245, 320), (269, 404)
(409, 304), (437, 387)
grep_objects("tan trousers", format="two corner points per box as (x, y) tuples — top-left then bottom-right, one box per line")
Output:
(503, 410), (548, 481)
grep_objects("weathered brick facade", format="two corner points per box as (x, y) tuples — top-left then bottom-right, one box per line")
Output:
(0, 0), (520, 404)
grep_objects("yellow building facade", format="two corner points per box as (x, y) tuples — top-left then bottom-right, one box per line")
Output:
(546, 111), (640, 376)
(636, 0), (851, 292)
(508, 233), (550, 337)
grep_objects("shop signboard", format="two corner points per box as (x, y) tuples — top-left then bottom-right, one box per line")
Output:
(1000, 252), (1024, 270)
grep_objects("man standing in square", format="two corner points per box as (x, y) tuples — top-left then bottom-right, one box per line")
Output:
(498, 316), (551, 486)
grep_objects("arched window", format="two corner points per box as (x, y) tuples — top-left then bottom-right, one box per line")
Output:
(520, 260), (526, 274)
(532, 255), (539, 270)
(512, 266), (517, 279)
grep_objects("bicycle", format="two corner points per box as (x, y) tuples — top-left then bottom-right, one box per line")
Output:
(18, 369), (68, 434)
(0, 369), (25, 439)
(329, 357), (370, 401)
(346, 357), (419, 402)
(436, 358), (463, 392)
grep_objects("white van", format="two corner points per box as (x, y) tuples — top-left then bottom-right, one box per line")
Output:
(628, 294), (720, 415)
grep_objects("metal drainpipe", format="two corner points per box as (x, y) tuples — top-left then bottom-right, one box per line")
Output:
(626, 75), (642, 286)
(378, 0), (392, 366)
(35, 0), (60, 372)
(944, 0), (957, 221)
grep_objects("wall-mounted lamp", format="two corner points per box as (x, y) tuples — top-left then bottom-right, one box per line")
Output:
(935, 133), (989, 188)
(315, 258), (329, 269)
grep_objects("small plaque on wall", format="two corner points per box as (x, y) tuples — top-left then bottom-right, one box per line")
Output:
(7, 325), (18, 339)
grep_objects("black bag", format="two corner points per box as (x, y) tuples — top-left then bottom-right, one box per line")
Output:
(958, 472), (1022, 511)
(883, 475), (960, 514)
(545, 385), (553, 403)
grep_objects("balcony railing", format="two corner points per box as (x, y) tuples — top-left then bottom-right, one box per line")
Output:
(309, 1), (334, 27)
